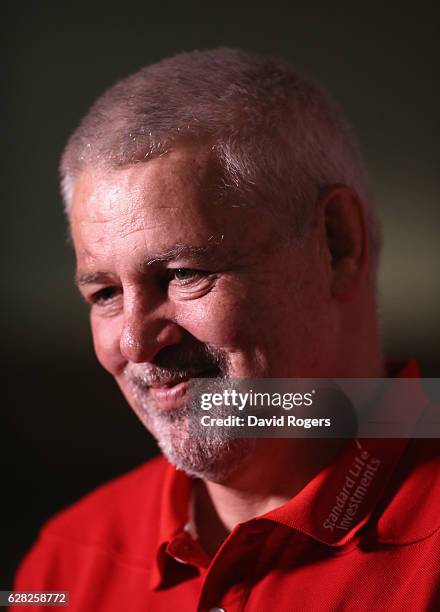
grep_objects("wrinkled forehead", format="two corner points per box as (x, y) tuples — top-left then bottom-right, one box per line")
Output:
(70, 147), (218, 224)
(69, 147), (282, 266)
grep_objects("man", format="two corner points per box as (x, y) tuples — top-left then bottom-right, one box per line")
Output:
(13, 49), (439, 611)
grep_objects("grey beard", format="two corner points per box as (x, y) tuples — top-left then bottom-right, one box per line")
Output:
(129, 378), (255, 482)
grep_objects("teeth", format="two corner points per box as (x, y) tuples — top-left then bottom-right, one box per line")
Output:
(148, 368), (219, 388)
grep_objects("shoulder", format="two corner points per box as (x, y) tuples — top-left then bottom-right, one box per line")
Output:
(14, 455), (171, 590)
(374, 438), (440, 545)
(45, 454), (167, 543)
(34, 454), (169, 565)
(47, 454), (166, 530)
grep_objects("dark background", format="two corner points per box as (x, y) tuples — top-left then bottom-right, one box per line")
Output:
(2, 1), (439, 587)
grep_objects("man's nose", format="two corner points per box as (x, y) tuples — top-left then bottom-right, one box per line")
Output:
(119, 301), (183, 364)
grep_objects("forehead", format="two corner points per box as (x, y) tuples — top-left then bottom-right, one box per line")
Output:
(72, 148), (214, 225)
(70, 148), (279, 267)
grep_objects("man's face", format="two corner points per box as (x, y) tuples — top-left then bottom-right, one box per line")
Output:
(71, 148), (336, 479)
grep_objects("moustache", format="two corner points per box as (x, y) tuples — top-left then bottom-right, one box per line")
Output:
(124, 344), (226, 388)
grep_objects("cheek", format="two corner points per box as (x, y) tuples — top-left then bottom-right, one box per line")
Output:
(175, 283), (268, 349)
(90, 314), (126, 375)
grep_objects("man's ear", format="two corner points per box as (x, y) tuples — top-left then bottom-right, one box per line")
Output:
(320, 185), (368, 301)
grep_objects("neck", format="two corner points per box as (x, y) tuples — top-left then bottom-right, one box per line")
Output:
(195, 438), (344, 556)
(194, 338), (386, 556)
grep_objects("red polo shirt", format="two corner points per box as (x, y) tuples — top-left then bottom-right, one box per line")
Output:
(12, 361), (440, 611)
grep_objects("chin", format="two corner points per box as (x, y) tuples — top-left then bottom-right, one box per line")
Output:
(160, 440), (256, 483)
(153, 416), (255, 482)
(125, 376), (256, 482)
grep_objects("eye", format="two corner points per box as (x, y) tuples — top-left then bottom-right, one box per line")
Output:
(90, 287), (119, 305)
(170, 268), (209, 284)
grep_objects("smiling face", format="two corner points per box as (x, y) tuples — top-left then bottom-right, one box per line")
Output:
(71, 147), (338, 480)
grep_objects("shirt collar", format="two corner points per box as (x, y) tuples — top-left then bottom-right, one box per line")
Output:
(151, 359), (424, 587)
(262, 437), (409, 546)
(264, 358), (425, 546)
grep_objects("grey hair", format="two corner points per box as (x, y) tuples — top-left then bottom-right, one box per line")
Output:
(60, 47), (381, 264)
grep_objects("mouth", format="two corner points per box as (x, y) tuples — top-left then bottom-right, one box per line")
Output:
(147, 367), (220, 412)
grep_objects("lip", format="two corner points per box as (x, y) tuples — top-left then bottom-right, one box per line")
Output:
(148, 380), (190, 411)
(148, 368), (220, 412)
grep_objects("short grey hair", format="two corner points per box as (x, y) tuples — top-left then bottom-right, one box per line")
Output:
(60, 47), (381, 263)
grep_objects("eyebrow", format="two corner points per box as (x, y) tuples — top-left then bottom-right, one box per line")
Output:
(76, 271), (113, 287)
(144, 242), (222, 265)
(75, 241), (224, 287)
